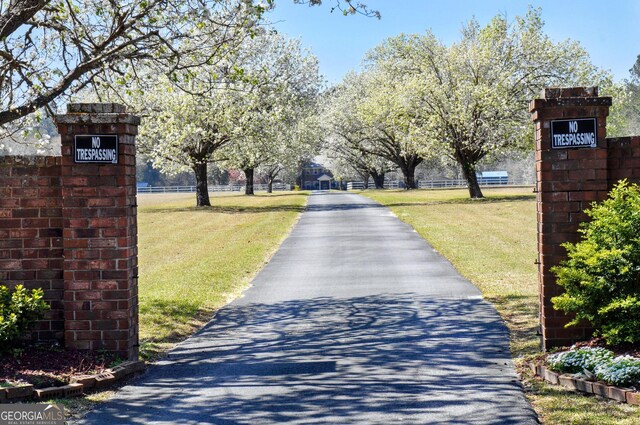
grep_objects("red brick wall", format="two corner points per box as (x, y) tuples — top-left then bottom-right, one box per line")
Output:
(56, 104), (139, 359)
(0, 103), (140, 360)
(607, 136), (640, 188)
(531, 87), (612, 350)
(532, 89), (640, 350)
(0, 156), (64, 341)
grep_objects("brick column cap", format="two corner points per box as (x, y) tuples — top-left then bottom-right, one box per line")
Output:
(543, 86), (599, 99)
(529, 86), (612, 114)
(55, 103), (140, 126)
(67, 103), (126, 114)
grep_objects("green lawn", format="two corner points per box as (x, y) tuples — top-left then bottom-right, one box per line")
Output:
(136, 191), (308, 359)
(127, 187), (640, 423)
(361, 187), (640, 425)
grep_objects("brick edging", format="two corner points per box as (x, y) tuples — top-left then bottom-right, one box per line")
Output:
(530, 362), (640, 405)
(0, 360), (145, 403)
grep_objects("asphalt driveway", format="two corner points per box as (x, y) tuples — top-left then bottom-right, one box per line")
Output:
(79, 191), (538, 424)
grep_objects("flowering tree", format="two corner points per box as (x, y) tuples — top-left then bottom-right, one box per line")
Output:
(323, 72), (420, 189)
(219, 34), (322, 195)
(101, 31), (320, 204)
(325, 141), (393, 189)
(365, 7), (608, 198)
(322, 84), (395, 188)
(610, 55), (640, 137)
(0, 0), (267, 142)
(133, 77), (233, 206)
(258, 112), (322, 193)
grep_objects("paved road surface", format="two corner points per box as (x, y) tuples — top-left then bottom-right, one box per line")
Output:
(80, 192), (539, 424)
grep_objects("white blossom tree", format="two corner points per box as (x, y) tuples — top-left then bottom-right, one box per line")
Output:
(132, 76), (233, 206)
(219, 33), (322, 195)
(101, 31), (321, 204)
(258, 112), (322, 193)
(0, 0), (379, 147)
(366, 7), (610, 198)
(323, 71), (421, 189)
(324, 139), (394, 189)
(0, 0), (268, 142)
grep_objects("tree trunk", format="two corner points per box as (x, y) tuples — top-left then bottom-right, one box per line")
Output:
(358, 172), (370, 190)
(244, 167), (255, 195)
(371, 171), (385, 189)
(193, 162), (211, 207)
(266, 167), (280, 194)
(401, 164), (418, 189)
(461, 162), (484, 199)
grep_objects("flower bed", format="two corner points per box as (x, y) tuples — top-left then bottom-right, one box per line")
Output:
(532, 345), (640, 404)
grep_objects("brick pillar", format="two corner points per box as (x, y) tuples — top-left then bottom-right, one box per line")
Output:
(530, 87), (611, 350)
(55, 103), (140, 360)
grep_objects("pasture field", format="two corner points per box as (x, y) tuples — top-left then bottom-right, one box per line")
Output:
(362, 187), (640, 425)
(136, 191), (308, 359)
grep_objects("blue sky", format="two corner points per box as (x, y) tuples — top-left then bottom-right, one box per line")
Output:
(267, 0), (640, 85)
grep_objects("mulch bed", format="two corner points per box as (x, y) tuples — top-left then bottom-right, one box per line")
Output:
(0, 343), (116, 389)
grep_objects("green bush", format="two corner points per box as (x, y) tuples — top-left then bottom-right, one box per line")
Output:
(0, 284), (49, 352)
(552, 180), (640, 345)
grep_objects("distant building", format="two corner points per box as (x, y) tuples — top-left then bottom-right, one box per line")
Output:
(300, 162), (339, 190)
(476, 171), (509, 185)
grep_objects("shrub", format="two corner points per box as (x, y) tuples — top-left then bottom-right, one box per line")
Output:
(551, 180), (640, 345)
(0, 284), (49, 352)
(547, 346), (614, 374)
(594, 356), (640, 387)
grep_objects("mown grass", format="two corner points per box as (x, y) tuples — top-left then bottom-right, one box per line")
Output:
(361, 187), (640, 425)
(136, 191), (308, 360)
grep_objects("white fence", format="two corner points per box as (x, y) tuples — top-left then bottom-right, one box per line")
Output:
(137, 183), (292, 194)
(418, 178), (532, 188)
(346, 182), (365, 190)
(345, 178), (533, 190)
(346, 181), (401, 190)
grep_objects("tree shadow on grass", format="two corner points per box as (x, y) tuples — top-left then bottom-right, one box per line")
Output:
(209, 193), (310, 199)
(142, 198), (385, 215)
(305, 202), (385, 212)
(83, 294), (539, 425)
(141, 204), (307, 215)
(382, 194), (536, 209)
(487, 294), (541, 358)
